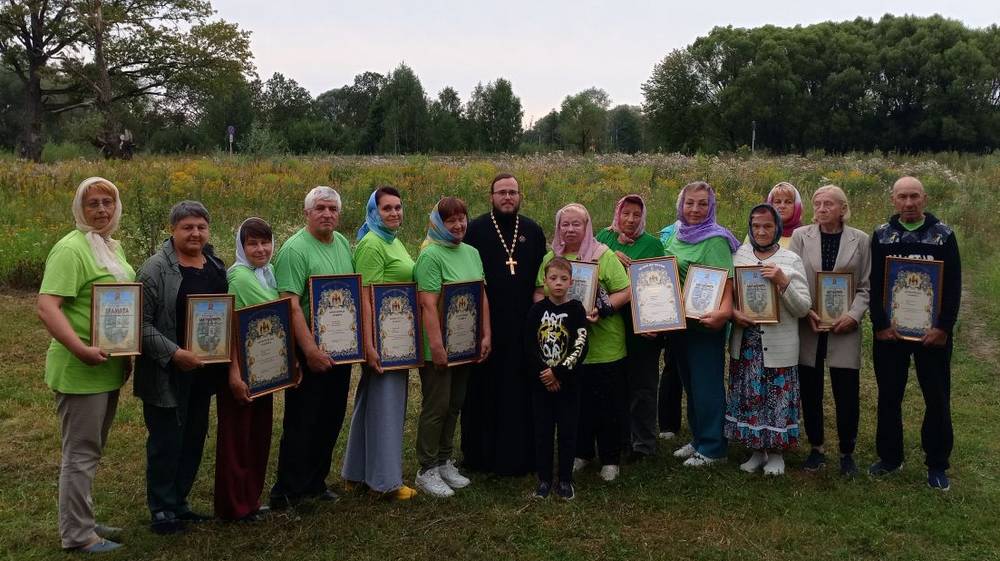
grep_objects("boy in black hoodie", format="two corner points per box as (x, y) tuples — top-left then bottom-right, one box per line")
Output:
(524, 257), (592, 500)
(869, 176), (961, 491)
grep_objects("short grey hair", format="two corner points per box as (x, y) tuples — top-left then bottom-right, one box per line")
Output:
(304, 186), (342, 211)
(169, 200), (210, 226)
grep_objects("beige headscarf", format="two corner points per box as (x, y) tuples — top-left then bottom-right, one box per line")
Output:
(72, 177), (130, 281)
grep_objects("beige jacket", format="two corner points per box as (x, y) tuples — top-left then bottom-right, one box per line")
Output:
(788, 224), (871, 369)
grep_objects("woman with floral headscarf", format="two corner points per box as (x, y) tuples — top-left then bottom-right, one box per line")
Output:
(215, 217), (282, 521)
(341, 187), (418, 500)
(596, 195), (665, 461)
(663, 181), (738, 468)
(726, 204), (811, 476)
(535, 203), (631, 482)
(413, 196), (491, 498)
(37, 177), (134, 552)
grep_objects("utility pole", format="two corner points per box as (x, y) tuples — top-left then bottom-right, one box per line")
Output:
(751, 120), (757, 153)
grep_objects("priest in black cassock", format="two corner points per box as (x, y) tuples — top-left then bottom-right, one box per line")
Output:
(462, 173), (547, 476)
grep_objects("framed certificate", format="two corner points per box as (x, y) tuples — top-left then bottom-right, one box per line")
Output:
(682, 265), (728, 319)
(90, 282), (142, 356)
(567, 260), (600, 312)
(735, 266), (780, 324)
(815, 272), (854, 330)
(628, 257), (686, 333)
(235, 297), (296, 399)
(440, 281), (484, 365)
(884, 257), (944, 341)
(309, 274), (364, 364)
(185, 294), (234, 363)
(372, 282), (422, 371)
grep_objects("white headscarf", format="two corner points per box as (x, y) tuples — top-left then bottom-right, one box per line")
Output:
(229, 217), (277, 290)
(72, 177), (130, 281)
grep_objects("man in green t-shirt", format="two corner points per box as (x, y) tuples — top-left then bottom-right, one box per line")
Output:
(269, 186), (355, 509)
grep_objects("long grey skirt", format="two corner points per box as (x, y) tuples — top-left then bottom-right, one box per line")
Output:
(341, 367), (409, 492)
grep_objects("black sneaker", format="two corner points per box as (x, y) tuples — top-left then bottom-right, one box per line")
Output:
(533, 481), (551, 499)
(868, 460), (903, 477)
(555, 481), (575, 501)
(927, 469), (951, 491)
(149, 512), (185, 535)
(176, 510), (213, 523)
(802, 449), (826, 472)
(840, 454), (858, 477)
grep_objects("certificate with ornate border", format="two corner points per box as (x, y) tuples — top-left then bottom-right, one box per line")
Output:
(683, 265), (728, 319)
(309, 274), (364, 364)
(628, 257), (686, 333)
(815, 272), (854, 330)
(735, 266), (780, 324)
(90, 282), (142, 356)
(236, 297), (295, 399)
(371, 282), (422, 371)
(440, 281), (484, 365)
(884, 257), (943, 341)
(184, 294), (234, 363)
(567, 260), (600, 313)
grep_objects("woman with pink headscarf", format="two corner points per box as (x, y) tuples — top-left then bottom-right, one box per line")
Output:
(596, 195), (665, 461)
(534, 203), (631, 482)
(766, 182), (804, 248)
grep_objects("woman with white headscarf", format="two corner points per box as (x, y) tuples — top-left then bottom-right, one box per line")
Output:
(215, 218), (281, 521)
(37, 177), (134, 553)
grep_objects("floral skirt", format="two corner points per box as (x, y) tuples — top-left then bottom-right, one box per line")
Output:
(724, 327), (800, 450)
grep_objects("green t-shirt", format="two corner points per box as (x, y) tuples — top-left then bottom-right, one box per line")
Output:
(595, 229), (666, 348)
(901, 218), (925, 231)
(228, 265), (280, 308)
(39, 230), (136, 394)
(536, 248), (630, 365)
(664, 235), (735, 332)
(414, 242), (485, 361)
(272, 227), (354, 322)
(353, 232), (415, 285)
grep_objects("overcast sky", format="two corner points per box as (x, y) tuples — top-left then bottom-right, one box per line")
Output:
(210, 1), (997, 125)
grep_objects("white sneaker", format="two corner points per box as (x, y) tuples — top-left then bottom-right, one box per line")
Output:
(683, 452), (726, 467)
(658, 431), (677, 441)
(763, 453), (785, 476)
(572, 457), (590, 472)
(673, 443), (696, 458)
(599, 465), (620, 482)
(438, 460), (470, 489)
(740, 451), (768, 473)
(415, 467), (454, 497)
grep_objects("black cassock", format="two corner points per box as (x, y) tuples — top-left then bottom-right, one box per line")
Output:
(461, 211), (546, 476)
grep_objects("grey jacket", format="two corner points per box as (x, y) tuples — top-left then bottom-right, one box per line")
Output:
(134, 238), (226, 408)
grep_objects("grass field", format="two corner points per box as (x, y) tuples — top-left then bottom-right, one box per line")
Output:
(1, 154), (999, 560)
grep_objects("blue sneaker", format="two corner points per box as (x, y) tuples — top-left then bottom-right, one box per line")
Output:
(868, 460), (903, 477)
(927, 469), (951, 491)
(533, 481), (551, 499)
(556, 481), (575, 501)
(77, 539), (122, 553)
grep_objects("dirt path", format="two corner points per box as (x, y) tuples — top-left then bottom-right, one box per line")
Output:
(957, 286), (998, 363)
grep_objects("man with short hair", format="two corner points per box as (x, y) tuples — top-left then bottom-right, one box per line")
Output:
(869, 176), (961, 491)
(269, 186), (355, 507)
(462, 173), (547, 475)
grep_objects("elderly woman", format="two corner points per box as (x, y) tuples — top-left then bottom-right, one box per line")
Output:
(765, 182), (804, 248)
(789, 185), (870, 476)
(413, 197), (491, 498)
(595, 194), (665, 460)
(215, 218), (281, 521)
(536, 203), (630, 482)
(37, 177), (134, 553)
(135, 200), (227, 534)
(341, 187), (418, 500)
(726, 204), (811, 476)
(664, 181), (739, 468)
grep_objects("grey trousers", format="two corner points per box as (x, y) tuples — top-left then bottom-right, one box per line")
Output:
(416, 365), (470, 470)
(55, 390), (119, 549)
(341, 368), (409, 492)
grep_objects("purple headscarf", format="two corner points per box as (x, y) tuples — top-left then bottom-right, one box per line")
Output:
(674, 182), (740, 252)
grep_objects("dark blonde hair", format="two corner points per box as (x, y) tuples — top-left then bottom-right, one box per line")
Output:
(544, 256), (573, 276)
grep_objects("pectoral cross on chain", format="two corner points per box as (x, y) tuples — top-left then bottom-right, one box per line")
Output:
(506, 257), (518, 275)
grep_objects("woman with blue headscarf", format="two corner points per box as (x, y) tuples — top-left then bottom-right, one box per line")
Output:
(412, 196), (491, 498)
(340, 186), (418, 500)
(216, 217), (282, 521)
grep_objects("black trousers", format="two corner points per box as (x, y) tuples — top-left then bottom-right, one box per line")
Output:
(143, 378), (214, 516)
(658, 344), (684, 434)
(798, 334), (860, 455)
(575, 360), (627, 466)
(625, 342), (661, 454)
(873, 338), (954, 471)
(531, 379), (581, 484)
(270, 362), (352, 501)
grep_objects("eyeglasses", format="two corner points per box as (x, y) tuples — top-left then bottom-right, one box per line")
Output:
(492, 190), (520, 198)
(85, 200), (115, 210)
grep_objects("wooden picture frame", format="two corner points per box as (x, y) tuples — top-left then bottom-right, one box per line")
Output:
(371, 282), (423, 371)
(884, 257), (944, 341)
(309, 274), (365, 364)
(682, 264), (728, 319)
(735, 265), (780, 324)
(184, 294), (234, 364)
(440, 281), (484, 365)
(567, 260), (600, 313)
(235, 297), (296, 399)
(815, 272), (855, 330)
